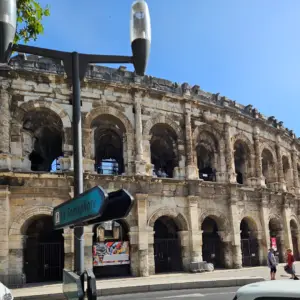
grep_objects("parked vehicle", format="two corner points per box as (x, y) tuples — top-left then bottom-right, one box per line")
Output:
(0, 282), (13, 300)
(233, 280), (300, 299)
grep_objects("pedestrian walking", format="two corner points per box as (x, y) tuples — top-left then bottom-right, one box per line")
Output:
(267, 248), (277, 280)
(284, 248), (299, 280)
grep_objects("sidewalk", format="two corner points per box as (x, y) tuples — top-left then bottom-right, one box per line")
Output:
(12, 262), (298, 300)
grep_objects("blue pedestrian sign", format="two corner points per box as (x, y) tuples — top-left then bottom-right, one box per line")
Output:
(53, 186), (108, 230)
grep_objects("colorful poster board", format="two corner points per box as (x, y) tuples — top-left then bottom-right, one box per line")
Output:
(93, 241), (130, 266)
(271, 237), (277, 251)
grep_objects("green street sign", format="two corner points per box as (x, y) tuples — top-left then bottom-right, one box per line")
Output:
(53, 186), (108, 230)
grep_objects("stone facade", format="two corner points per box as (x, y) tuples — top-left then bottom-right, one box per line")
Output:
(0, 54), (300, 281)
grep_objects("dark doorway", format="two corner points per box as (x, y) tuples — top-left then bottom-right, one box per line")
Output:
(290, 220), (300, 261)
(23, 216), (64, 283)
(269, 218), (283, 263)
(201, 217), (223, 268)
(154, 216), (182, 273)
(240, 218), (259, 267)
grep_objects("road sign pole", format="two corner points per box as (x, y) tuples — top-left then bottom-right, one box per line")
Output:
(72, 51), (85, 275)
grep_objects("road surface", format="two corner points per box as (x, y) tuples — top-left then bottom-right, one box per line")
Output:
(99, 286), (238, 299)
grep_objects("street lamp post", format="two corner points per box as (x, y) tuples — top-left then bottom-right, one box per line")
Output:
(0, 0), (151, 276)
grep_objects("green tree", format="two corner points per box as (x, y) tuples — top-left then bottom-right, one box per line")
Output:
(15, 0), (50, 43)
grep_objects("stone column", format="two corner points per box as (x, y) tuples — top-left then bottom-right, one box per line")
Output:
(135, 193), (150, 277)
(134, 93), (147, 175)
(291, 146), (300, 194)
(275, 136), (286, 191)
(217, 231), (232, 268)
(224, 117), (236, 183)
(255, 230), (266, 266)
(63, 228), (74, 271)
(0, 81), (12, 171)
(185, 104), (198, 179)
(228, 186), (242, 268)
(84, 226), (94, 270)
(282, 196), (293, 251)
(253, 127), (265, 187)
(178, 231), (190, 271)
(187, 196), (202, 264)
(259, 193), (270, 266)
(82, 128), (95, 173)
(8, 234), (26, 278)
(0, 187), (10, 276)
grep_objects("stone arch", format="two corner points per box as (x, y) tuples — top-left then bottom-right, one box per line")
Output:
(9, 206), (53, 236)
(14, 100), (71, 128)
(290, 215), (300, 229)
(193, 124), (225, 150)
(240, 215), (260, 232)
(84, 106), (134, 175)
(199, 209), (230, 232)
(84, 106), (134, 135)
(148, 207), (189, 231)
(268, 214), (283, 230)
(232, 133), (254, 155)
(260, 143), (277, 163)
(143, 114), (183, 141)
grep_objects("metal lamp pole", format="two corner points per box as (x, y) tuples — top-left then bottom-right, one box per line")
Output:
(0, 0), (151, 276)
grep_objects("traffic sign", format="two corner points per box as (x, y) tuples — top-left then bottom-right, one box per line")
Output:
(53, 186), (108, 230)
(85, 189), (134, 225)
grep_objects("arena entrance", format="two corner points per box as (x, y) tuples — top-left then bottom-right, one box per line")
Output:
(154, 216), (183, 274)
(290, 219), (300, 261)
(240, 218), (259, 267)
(23, 216), (64, 283)
(201, 217), (223, 268)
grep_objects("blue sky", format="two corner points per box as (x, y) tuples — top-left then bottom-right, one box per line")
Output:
(29, 0), (300, 135)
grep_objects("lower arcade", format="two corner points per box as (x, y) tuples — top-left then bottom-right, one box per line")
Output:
(1, 173), (300, 285)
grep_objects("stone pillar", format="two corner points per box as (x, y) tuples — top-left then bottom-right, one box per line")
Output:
(134, 93), (147, 175)
(292, 146), (300, 194)
(275, 137), (286, 191)
(0, 187), (10, 275)
(185, 104), (198, 179)
(178, 231), (190, 271)
(260, 193), (270, 266)
(277, 231), (286, 263)
(217, 231), (232, 268)
(228, 186), (242, 268)
(224, 118), (236, 183)
(84, 226), (94, 270)
(0, 82), (12, 171)
(187, 196), (202, 263)
(82, 128), (95, 173)
(8, 235), (25, 282)
(255, 230), (266, 266)
(253, 127), (265, 187)
(63, 228), (74, 271)
(282, 197), (293, 251)
(134, 193), (150, 277)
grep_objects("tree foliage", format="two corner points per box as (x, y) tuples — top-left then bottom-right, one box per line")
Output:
(15, 0), (50, 43)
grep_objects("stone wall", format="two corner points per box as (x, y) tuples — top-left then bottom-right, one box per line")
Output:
(0, 56), (299, 280)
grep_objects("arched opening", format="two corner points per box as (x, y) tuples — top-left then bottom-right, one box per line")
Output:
(201, 217), (223, 268)
(234, 141), (250, 185)
(93, 115), (125, 175)
(282, 156), (291, 186)
(23, 109), (63, 172)
(195, 131), (218, 182)
(153, 216), (182, 273)
(150, 124), (178, 178)
(290, 220), (299, 261)
(23, 215), (64, 283)
(297, 164), (300, 186)
(261, 149), (276, 187)
(92, 220), (130, 278)
(269, 218), (283, 262)
(196, 145), (216, 181)
(240, 218), (259, 266)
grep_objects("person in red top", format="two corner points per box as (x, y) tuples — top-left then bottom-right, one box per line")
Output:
(286, 248), (298, 280)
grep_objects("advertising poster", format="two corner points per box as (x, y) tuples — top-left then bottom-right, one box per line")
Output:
(271, 237), (277, 251)
(93, 241), (130, 266)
